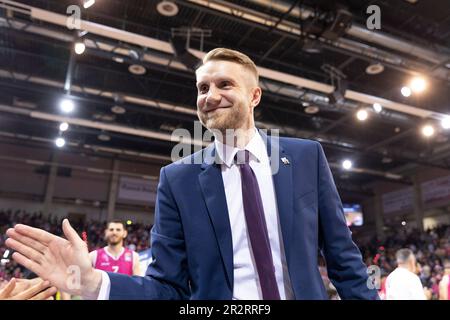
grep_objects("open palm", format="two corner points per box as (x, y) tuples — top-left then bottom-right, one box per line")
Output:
(6, 219), (96, 296)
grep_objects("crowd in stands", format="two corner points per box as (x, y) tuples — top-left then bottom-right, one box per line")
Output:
(359, 224), (450, 300)
(1, 208), (449, 299)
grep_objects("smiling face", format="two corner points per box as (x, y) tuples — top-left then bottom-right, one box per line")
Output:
(104, 222), (127, 246)
(195, 60), (261, 133)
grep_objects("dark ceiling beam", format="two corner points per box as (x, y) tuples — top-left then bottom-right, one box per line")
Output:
(307, 113), (354, 138)
(258, 35), (286, 64)
(266, 0), (301, 34)
(64, 49), (75, 94)
(174, 0), (445, 83)
(364, 128), (414, 152)
(236, 26), (255, 47)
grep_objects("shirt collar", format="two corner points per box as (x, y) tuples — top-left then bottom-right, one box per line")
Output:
(214, 128), (267, 168)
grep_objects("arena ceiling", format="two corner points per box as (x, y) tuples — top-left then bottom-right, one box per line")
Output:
(0, 0), (450, 202)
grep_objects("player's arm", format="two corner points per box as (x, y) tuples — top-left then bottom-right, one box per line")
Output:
(132, 252), (141, 276)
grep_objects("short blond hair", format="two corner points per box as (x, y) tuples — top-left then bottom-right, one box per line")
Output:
(199, 48), (259, 84)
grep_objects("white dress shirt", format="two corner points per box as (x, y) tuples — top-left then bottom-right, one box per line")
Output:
(385, 267), (426, 300)
(96, 129), (294, 300)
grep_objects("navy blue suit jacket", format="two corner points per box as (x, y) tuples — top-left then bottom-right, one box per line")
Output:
(108, 131), (379, 300)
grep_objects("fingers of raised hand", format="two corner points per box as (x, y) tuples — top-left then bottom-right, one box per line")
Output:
(6, 229), (48, 254)
(5, 238), (45, 265)
(62, 219), (84, 247)
(11, 224), (54, 245)
(11, 252), (43, 278)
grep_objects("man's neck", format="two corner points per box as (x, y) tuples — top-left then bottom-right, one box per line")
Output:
(106, 244), (124, 257)
(215, 127), (256, 149)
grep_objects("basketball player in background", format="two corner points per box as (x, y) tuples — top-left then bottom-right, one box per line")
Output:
(439, 259), (450, 300)
(90, 221), (140, 276)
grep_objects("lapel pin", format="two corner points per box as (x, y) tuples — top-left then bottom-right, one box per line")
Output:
(281, 157), (290, 165)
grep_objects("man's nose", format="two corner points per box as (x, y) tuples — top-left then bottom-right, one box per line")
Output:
(205, 86), (221, 104)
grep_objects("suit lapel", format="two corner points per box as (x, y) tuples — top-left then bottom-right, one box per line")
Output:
(198, 145), (234, 289)
(260, 130), (294, 267)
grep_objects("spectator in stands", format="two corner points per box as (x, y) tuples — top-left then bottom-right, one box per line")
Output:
(385, 248), (427, 300)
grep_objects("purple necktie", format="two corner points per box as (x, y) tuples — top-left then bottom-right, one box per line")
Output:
(236, 150), (281, 300)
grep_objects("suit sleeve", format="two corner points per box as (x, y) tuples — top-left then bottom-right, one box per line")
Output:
(108, 167), (190, 299)
(316, 142), (379, 300)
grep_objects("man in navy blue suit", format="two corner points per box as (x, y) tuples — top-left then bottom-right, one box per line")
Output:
(6, 48), (379, 300)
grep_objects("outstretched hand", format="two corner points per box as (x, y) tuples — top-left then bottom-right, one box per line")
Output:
(6, 219), (103, 299)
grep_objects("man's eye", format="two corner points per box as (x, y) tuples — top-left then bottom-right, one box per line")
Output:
(199, 85), (208, 93)
(220, 81), (231, 88)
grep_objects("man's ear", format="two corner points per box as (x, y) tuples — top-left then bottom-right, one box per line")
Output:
(250, 87), (262, 108)
(123, 230), (128, 239)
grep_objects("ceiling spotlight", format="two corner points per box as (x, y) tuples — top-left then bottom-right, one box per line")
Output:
(157, 1), (179, 17)
(59, 122), (69, 132)
(410, 76), (427, 93)
(60, 99), (74, 113)
(128, 64), (146, 75)
(98, 134), (111, 141)
(55, 137), (66, 148)
(356, 109), (368, 121)
(382, 157), (393, 164)
(128, 50), (140, 60)
(401, 221), (406, 226)
(373, 103), (382, 113)
(421, 124), (435, 137)
(304, 105), (319, 114)
(112, 56), (124, 63)
(302, 39), (322, 54)
(441, 116), (450, 129)
(74, 41), (86, 55)
(342, 159), (353, 170)
(83, 0), (95, 9)
(365, 63), (384, 75)
(401, 86), (412, 97)
(111, 105), (126, 114)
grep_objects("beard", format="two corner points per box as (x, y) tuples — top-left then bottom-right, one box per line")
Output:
(106, 236), (122, 246)
(198, 103), (248, 132)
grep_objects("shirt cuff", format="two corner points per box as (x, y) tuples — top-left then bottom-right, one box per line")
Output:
(96, 270), (111, 300)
